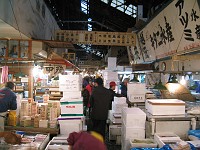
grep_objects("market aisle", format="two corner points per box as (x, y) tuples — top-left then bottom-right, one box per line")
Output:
(105, 127), (121, 150)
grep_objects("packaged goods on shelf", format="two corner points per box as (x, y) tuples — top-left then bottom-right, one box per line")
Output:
(39, 120), (48, 128)
(20, 116), (32, 127)
(146, 99), (185, 116)
(34, 114), (41, 128)
(31, 102), (38, 116)
(48, 107), (58, 121)
(40, 103), (48, 120)
(20, 100), (29, 117)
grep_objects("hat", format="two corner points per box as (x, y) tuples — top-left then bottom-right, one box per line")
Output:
(109, 81), (116, 86)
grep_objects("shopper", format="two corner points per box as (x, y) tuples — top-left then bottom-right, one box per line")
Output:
(82, 85), (90, 116)
(120, 78), (129, 97)
(109, 81), (123, 109)
(0, 81), (17, 113)
(89, 77), (112, 139)
(67, 131), (107, 150)
(85, 78), (93, 95)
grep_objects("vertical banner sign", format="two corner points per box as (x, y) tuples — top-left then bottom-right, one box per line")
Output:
(135, 0), (200, 63)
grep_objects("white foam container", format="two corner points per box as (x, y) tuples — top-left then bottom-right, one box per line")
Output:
(146, 99), (185, 115)
(60, 101), (83, 115)
(122, 107), (146, 128)
(63, 91), (82, 99)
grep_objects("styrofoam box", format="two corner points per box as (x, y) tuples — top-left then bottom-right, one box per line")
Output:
(109, 125), (121, 136)
(112, 102), (128, 113)
(121, 137), (131, 150)
(63, 91), (82, 99)
(60, 101), (83, 114)
(122, 125), (145, 140)
(59, 74), (82, 92)
(111, 113), (122, 124)
(128, 94), (145, 102)
(154, 132), (182, 148)
(45, 139), (69, 150)
(127, 83), (146, 95)
(60, 97), (83, 102)
(58, 117), (83, 135)
(114, 97), (127, 103)
(107, 57), (117, 70)
(122, 107), (146, 128)
(116, 135), (121, 145)
(146, 99), (185, 116)
(130, 138), (157, 148)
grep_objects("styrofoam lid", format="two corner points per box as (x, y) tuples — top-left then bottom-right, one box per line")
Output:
(122, 107), (146, 115)
(147, 99), (185, 105)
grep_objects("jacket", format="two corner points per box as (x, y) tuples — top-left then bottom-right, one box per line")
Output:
(0, 87), (17, 113)
(90, 85), (112, 120)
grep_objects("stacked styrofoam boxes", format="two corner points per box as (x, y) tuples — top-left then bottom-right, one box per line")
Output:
(121, 107), (146, 150)
(109, 97), (128, 143)
(58, 74), (84, 136)
(112, 97), (128, 114)
(103, 70), (119, 89)
(127, 83), (146, 103)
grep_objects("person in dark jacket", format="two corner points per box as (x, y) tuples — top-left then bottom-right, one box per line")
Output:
(120, 78), (129, 97)
(108, 81), (123, 109)
(89, 77), (112, 139)
(0, 81), (17, 113)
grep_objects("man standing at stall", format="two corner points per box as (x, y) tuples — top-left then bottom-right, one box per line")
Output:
(89, 77), (112, 139)
(0, 81), (17, 113)
(0, 81), (17, 131)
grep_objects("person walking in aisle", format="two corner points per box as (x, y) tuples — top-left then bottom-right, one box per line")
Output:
(89, 77), (112, 139)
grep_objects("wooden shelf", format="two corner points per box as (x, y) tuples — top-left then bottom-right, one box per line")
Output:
(5, 126), (59, 134)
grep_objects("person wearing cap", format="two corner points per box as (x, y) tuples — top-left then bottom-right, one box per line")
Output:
(109, 81), (123, 109)
(89, 77), (112, 139)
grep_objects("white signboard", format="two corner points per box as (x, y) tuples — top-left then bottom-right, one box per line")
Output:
(59, 75), (82, 92)
(134, 0), (200, 63)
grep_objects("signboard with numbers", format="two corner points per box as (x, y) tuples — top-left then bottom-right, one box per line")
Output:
(55, 30), (136, 46)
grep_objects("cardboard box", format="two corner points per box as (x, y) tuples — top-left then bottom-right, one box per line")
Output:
(146, 99), (185, 115)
